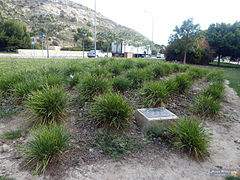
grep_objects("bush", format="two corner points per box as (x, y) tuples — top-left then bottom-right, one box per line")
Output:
(67, 73), (82, 88)
(169, 117), (211, 160)
(19, 123), (70, 175)
(112, 76), (131, 92)
(24, 86), (68, 125)
(0, 72), (25, 93)
(90, 66), (109, 77)
(175, 74), (193, 93)
(192, 95), (221, 116)
(140, 81), (169, 107)
(76, 74), (111, 102)
(90, 92), (133, 131)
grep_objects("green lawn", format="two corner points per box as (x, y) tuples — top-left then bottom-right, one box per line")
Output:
(210, 61), (240, 68)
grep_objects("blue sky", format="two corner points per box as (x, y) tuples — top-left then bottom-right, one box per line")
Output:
(73, 0), (240, 45)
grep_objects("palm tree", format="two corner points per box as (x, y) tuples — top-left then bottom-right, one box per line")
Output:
(74, 28), (92, 58)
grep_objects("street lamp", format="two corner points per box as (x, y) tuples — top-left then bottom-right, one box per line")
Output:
(94, 0), (97, 57)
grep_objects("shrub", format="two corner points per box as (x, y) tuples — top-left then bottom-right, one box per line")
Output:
(192, 95), (221, 116)
(169, 117), (211, 160)
(1, 129), (23, 140)
(175, 74), (193, 93)
(19, 123), (70, 175)
(164, 78), (178, 95)
(90, 92), (133, 130)
(24, 86), (68, 125)
(112, 76), (131, 92)
(140, 81), (169, 107)
(76, 74), (111, 102)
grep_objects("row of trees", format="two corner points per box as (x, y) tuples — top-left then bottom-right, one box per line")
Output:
(165, 18), (240, 65)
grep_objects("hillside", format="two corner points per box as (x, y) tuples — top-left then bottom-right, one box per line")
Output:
(0, 0), (150, 47)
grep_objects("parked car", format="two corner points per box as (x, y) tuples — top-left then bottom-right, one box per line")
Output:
(87, 50), (107, 58)
(156, 53), (164, 58)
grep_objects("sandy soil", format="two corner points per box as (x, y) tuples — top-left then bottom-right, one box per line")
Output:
(0, 80), (240, 180)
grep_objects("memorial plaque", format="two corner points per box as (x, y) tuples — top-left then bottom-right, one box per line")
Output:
(135, 107), (178, 131)
(139, 108), (176, 119)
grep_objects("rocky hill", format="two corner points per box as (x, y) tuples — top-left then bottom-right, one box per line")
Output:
(0, 0), (150, 47)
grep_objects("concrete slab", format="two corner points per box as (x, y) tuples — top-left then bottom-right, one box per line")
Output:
(135, 107), (178, 131)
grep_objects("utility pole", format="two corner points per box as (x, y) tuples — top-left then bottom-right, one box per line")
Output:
(94, 0), (97, 58)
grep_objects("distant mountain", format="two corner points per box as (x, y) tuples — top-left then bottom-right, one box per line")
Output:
(0, 0), (151, 47)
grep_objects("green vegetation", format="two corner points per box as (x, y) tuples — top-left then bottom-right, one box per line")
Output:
(90, 92), (133, 131)
(1, 129), (23, 140)
(169, 117), (211, 160)
(210, 61), (240, 68)
(19, 123), (70, 175)
(224, 68), (240, 97)
(0, 20), (31, 52)
(24, 86), (68, 125)
(226, 176), (240, 180)
(95, 133), (141, 160)
(112, 76), (131, 92)
(0, 175), (14, 180)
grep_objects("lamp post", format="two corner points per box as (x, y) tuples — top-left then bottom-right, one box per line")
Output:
(94, 0), (97, 57)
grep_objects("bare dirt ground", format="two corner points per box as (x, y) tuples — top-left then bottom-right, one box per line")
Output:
(0, 80), (240, 180)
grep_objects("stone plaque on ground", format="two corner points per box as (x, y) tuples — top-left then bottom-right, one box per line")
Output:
(135, 107), (178, 131)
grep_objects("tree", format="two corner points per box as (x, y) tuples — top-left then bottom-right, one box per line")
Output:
(169, 18), (200, 64)
(0, 20), (31, 52)
(206, 23), (232, 66)
(74, 28), (92, 58)
(97, 29), (117, 56)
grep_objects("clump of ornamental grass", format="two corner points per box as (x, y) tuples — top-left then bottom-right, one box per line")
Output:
(13, 78), (42, 99)
(18, 123), (70, 175)
(187, 67), (208, 79)
(1, 129), (23, 140)
(0, 72), (25, 94)
(201, 83), (224, 101)
(76, 73), (111, 102)
(206, 71), (224, 83)
(67, 73), (82, 88)
(192, 95), (221, 116)
(140, 80), (169, 107)
(24, 85), (68, 125)
(169, 117), (211, 160)
(90, 65), (110, 77)
(125, 68), (151, 88)
(122, 59), (135, 70)
(151, 63), (167, 78)
(135, 61), (149, 68)
(90, 92), (133, 131)
(107, 61), (123, 76)
(175, 74), (193, 93)
(112, 76), (131, 93)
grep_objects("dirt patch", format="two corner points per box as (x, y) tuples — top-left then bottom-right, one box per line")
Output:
(1, 80), (240, 180)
